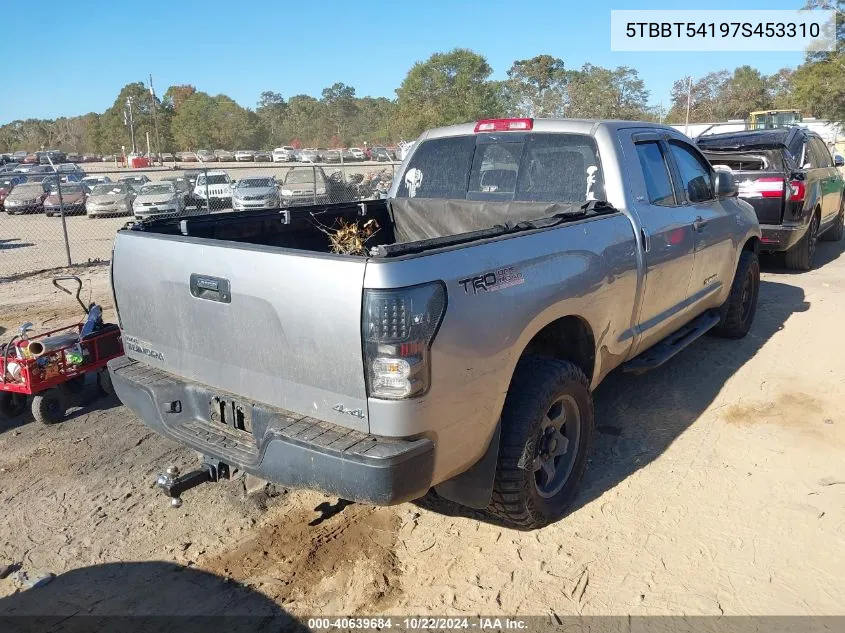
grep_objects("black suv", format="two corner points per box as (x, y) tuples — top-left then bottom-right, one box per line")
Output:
(698, 127), (845, 270)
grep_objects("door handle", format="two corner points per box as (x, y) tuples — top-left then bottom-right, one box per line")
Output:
(693, 216), (708, 232)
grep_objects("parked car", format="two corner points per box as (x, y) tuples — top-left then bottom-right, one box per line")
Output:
(162, 152), (176, 163)
(348, 147), (366, 161)
(12, 151), (27, 163)
(296, 149), (319, 163)
(322, 150), (342, 163)
(159, 175), (193, 207)
(180, 152), (198, 163)
(698, 127), (845, 270)
(81, 175), (113, 190)
(214, 149), (234, 162)
(371, 147), (392, 162)
(86, 182), (135, 218)
(22, 153), (38, 164)
(197, 150), (215, 164)
(232, 176), (279, 211)
(272, 147), (296, 162)
(118, 175), (151, 193)
(4, 181), (48, 214)
(193, 170), (233, 208)
(234, 150), (254, 162)
(279, 167), (329, 205)
(0, 175), (25, 210)
(133, 181), (187, 219)
(41, 181), (86, 216)
(109, 118), (761, 529)
(1, 162), (21, 173)
(254, 150), (272, 162)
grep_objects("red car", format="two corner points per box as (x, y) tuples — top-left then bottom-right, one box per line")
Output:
(22, 153), (38, 164)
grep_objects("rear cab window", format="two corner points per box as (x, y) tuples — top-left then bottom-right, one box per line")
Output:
(396, 133), (605, 204)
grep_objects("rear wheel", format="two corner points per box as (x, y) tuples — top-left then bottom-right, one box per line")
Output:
(487, 357), (594, 529)
(821, 198), (844, 242)
(785, 213), (819, 271)
(0, 392), (27, 419)
(713, 250), (760, 339)
(31, 388), (65, 425)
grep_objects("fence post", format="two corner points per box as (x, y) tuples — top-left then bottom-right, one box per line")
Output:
(204, 165), (210, 213)
(45, 156), (73, 268)
(312, 165), (317, 204)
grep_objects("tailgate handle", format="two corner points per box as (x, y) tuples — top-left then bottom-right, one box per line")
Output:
(190, 274), (231, 303)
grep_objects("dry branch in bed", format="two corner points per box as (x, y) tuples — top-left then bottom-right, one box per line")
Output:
(312, 217), (380, 256)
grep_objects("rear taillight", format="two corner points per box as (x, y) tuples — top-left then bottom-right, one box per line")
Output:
(741, 177), (785, 199)
(788, 180), (805, 202)
(474, 118), (533, 133)
(363, 282), (446, 400)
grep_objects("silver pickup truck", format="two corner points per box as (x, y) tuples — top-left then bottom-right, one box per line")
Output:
(108, 119), (761, 528)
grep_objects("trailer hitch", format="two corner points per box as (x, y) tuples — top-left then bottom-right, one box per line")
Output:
(155, 462), (230, 508)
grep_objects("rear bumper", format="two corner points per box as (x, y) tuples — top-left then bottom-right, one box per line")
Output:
(760, 223), (806, 252)
(108, 356), (434, 505)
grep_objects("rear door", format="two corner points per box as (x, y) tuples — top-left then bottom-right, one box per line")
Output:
(808, 137), (841, 222)
(665, 137), (737, 312)
(112, 231), (371, 431)
(625, 131), (697, 355)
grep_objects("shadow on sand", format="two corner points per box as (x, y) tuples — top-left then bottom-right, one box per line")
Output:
(0, 561), (308, 632)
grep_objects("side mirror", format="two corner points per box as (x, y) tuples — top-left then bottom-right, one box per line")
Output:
(835, 154), (844, 168)
(713, 171), (738, 198)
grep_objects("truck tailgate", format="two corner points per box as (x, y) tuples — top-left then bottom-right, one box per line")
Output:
(732, 169), (786, 225)
(111, 231), (369, 431)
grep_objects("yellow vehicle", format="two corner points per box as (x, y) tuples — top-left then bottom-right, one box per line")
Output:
(748, 109), (802, 130)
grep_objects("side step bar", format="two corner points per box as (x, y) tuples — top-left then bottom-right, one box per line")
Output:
(622, 310), (721, 375)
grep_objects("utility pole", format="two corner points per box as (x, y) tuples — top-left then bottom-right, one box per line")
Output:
(149, 74), (162, 165)
(684, 76), (692, 137)
(126, 97), (137, 154)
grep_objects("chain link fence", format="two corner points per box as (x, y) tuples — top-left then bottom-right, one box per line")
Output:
(1, 158), (399, 279)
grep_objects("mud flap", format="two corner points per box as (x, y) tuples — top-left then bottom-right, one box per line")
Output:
(434, 422), (501, 509)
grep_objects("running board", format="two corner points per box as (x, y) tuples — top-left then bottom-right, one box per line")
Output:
(622, 310), (721, 375)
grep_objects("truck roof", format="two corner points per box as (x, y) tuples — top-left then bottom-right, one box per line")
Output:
(421, 118), (680, 140)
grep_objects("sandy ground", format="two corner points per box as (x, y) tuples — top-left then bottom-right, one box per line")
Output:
(0, 243), (844, 621)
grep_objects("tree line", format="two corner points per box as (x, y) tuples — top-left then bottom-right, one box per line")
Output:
(0, 3), (841, 154)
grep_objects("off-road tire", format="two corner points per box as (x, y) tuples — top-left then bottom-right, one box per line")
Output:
(785, 213), (819, 271)
(820, 197), (844, 242)
(31, 388), (65, 425)
(713, 250), (760, 339)
(0, 392), (27, 419)
(487, 357), (594, 529)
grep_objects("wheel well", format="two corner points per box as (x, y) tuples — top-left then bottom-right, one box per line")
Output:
(743, 236), (760, 254)
(520, 316), (596, 383)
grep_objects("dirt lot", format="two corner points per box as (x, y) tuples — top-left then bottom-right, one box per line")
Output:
(0, 161), (397, 278)
(0, 244), (844, 621)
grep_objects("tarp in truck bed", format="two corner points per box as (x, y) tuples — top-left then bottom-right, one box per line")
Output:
(390, 198), (605, 243)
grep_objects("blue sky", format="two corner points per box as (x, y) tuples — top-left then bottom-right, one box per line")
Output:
(1, 0), (807, 123)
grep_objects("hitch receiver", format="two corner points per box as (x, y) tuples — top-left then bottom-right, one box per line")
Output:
(156, 462), (230, 508)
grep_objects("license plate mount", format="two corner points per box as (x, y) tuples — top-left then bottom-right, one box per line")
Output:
(209, 395), (252, 434)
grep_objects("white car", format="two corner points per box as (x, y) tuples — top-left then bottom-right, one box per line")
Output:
(272, 146), (296, 162)
(193, 170), (233, 209)
(348, 147), (366, 160)
(234, 150), (254, 162)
